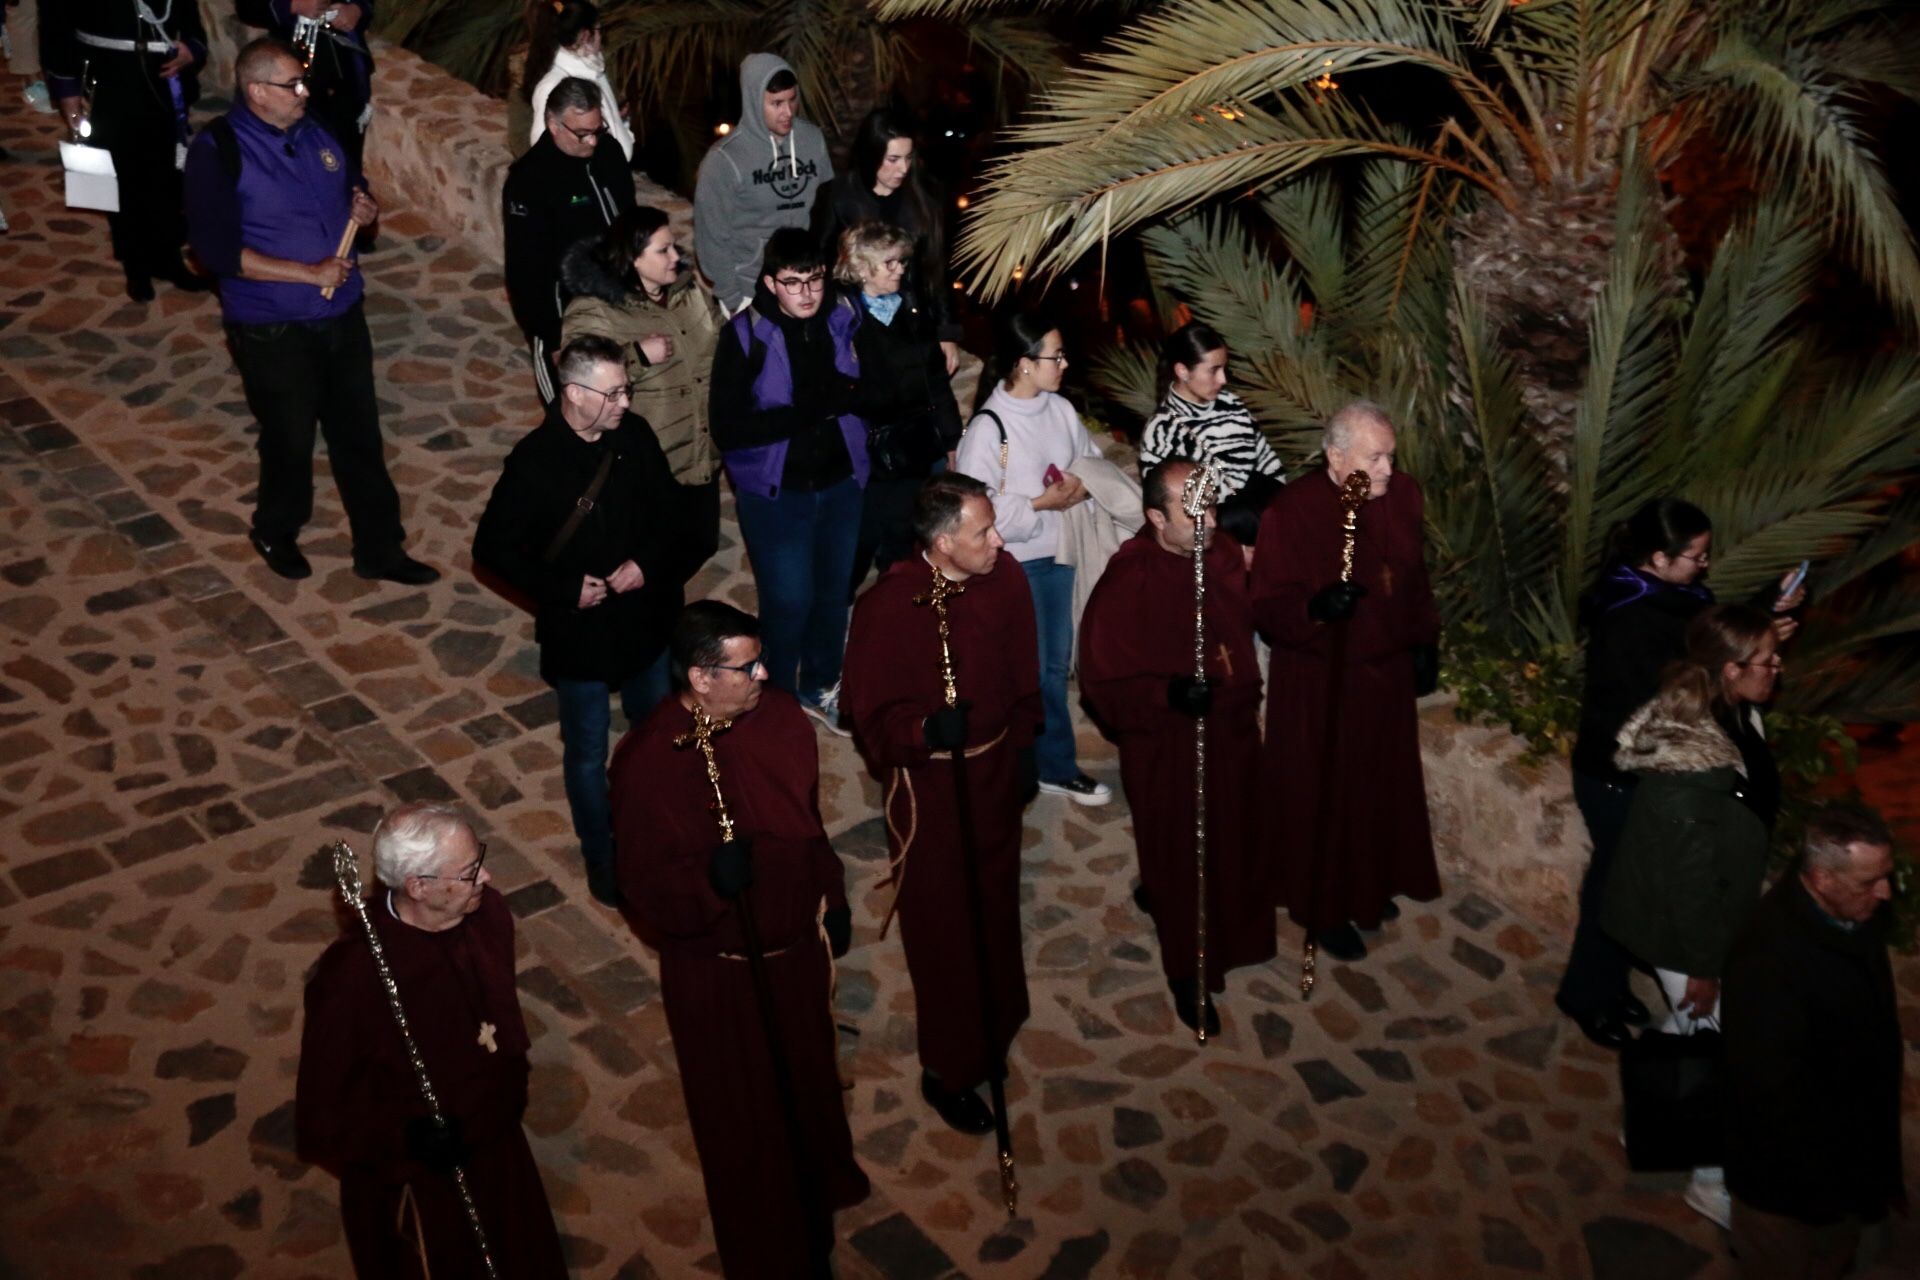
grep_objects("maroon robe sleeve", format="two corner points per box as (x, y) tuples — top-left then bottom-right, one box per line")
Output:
(295, 942), (403, 1177)
(1251, 483), (1332, 654)
(611, 718), (732, 943)
(1400, 478), (1441, 647)
(845, 573), (939, 769)
(1079, 540), (1182, 737)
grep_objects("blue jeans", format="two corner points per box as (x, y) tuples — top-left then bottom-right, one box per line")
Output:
(553, 652), (671, 868)
(1022, 556), (1078, 782)
(735, 476), (863, 699)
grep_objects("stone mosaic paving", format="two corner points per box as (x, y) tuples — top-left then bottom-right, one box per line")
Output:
(3, 92), (1919, 1280)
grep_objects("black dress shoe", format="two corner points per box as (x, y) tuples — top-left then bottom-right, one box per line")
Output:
(921, 1071), (994, 1135)
(1378, 898), (1401, 922)
(1132, 883), (1152, 915)
(125, 272), (155, 303)
(1573, 1009), (1631, 1050)
(585, 861), (624, 908)
(1171, 980), (1222, 1036)
(353, 553), (441, 585)
(1617, 995), (1652, 1028)
(1316, 922), (1367, 963)
(250, 531), (312, 580)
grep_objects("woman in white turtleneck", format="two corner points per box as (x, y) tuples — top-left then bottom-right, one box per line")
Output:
(526, 1), (635, 161)
(954, 313), (1112, 807)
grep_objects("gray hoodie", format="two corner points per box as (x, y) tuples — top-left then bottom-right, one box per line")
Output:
(693, 52), (834, 312)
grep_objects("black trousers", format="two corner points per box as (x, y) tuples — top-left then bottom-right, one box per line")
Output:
(1555, 770), (1639, 1017)
(227, 303), (405, 559)
(90, 71), (185, 278)
(846, 472), (922, 599)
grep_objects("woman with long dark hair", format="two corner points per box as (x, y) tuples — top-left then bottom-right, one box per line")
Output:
(955, 312), (1110, 805)
(812, 108), (962, 371)
(1555, 498), (1802, 1049)
(518, 0), (633, 160)
(561, 205), (725, 573)
(1136, 322), (1286, 549)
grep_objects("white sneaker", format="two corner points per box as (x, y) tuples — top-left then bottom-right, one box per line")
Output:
(23, 81), (54, 114)
(1683, 1170), (1732, 1230)
(800, 683), (851, 738)
(1038, 773), (1112, 806)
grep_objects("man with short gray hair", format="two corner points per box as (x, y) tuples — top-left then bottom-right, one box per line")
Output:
(503, 74), (635, 403)
(294, 802), (567, 1277)
(1252, 400), (1442, 963)
(1721, 804), (1903, 1278)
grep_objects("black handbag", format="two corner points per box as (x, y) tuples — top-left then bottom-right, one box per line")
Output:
(866, 417), (944, 481)
(1618, 1026), (1725, 1171)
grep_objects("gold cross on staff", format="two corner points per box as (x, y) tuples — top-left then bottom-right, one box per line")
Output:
(477, 1021), (498, 1054)
(1214, 643), (1234, 679)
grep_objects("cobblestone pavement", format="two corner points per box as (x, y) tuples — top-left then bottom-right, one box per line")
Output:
(3, 96), (1917, 1280)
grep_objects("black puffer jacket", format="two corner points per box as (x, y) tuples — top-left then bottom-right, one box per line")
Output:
(849, 288), (963, 478)
(1571, 566), (1715, 782)
(472, 407), (685, 683)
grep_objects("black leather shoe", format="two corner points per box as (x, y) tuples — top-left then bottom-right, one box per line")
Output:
(1316, 923), (1367, 963)
(353, 553), (441, 586)
(1617, 995), (1652, 1028)
(250, 531), (312, 580)
(921, 1071), (994, 1136)
(125, 272), (155, 303)
(1171, 980), (1222, 1036)
(1573, 1009), (1632, 1050)
(585, 861), (623, 909)
(1132, 883), (1152, 915)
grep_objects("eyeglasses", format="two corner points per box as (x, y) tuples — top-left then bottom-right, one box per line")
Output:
(1674, 550), (1710, 565)
(1736, 655), (1784, 670)
(260, 76), (309, 95)
(568, 382), (635, 403)
(557, 120), (608, 143)
(774, 273), (827, 293)
(704, 658), (767, 678)
(1031, 352), (1069, 365)
(416, 842), (488, 884)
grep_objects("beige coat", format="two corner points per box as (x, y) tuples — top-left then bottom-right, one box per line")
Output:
(561, 258), (723, 486)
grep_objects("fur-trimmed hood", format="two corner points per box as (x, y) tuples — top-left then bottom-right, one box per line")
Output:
(559, 240), (701, 311)
(1613, 688), (1748, 777)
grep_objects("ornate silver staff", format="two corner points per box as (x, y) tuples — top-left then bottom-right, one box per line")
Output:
(1180, 464), (1221, 1045)
(327, 841), (498, 1278)
(672, 708), (833, 1277)
(912, 565), (1019, 1217)
(1300, 469), (1372, 1000)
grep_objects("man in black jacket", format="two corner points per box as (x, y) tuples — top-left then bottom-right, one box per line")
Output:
(502, 77), (634, 405)
(1722, 804), (1903, 1278)
(472, 336), (683, 906)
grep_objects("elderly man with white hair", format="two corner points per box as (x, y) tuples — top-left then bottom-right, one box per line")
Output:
(1251, 400), (1443, 964)
(294, 802), (567, 1278)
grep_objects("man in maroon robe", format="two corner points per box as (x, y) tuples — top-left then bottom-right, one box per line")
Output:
(842, 472), (1042, 1134)
(1253, 401), (1442, 963)
(1080, 459), (1275, 1033)
(296, 802), (566, 1280)
(609, 601), (868, 1278)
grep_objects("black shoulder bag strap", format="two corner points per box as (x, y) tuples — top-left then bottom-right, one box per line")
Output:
(541, 451), (616, 563)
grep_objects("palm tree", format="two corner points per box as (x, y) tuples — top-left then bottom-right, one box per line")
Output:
(891, 0), (1920, 721)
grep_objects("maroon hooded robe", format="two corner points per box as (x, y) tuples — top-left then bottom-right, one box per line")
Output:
(295, 887), (566, 1280)
(1079, 529), (1276, 989)
(842, 550), (1042, 1088)
(1252, 471), (1442, 932)
(609, 688), (868, 1279)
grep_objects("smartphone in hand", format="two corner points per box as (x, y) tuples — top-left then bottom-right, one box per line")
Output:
(1042, 464), (1064, 488)
(1779, 559), (1810, 602)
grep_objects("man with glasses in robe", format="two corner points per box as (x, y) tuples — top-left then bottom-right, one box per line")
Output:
(295, 802), (567, 1278)
(474, 335), (684, 906)
(502, 74), (634, 404)
(185, 36), (436, 585)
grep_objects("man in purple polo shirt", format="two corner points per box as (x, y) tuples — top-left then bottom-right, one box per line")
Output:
(184, 36), (436, 586)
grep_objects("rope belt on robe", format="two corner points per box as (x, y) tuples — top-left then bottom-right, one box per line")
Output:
(877, 727), (1009, 940)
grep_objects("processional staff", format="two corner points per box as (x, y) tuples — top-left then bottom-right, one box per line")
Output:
(1181, 464), (1222, 1045)
(912, 565), (1020, 1217)
(673, 708), (833, 1278)
(328, 841), (499, 1279)
(1300, 469), (1371, 1000)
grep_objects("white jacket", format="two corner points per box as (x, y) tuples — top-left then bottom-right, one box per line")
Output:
(529, 47), (635, 161)
(956, 385), (1104, 563)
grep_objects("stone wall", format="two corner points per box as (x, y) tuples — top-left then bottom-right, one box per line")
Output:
(1420, 694), (1585, 933)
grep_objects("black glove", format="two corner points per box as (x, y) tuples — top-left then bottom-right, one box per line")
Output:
(924, 700), (971, 752)
(822, 905), (852, 959)
(1412, 644), (1440, 697)
(1307, 581), (1367, 623)
(1168, 675), (1213, 718)
(404, 1115), (470, 1175)
(708, 837), (754, 898)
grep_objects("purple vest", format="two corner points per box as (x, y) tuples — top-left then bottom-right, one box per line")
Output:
(721, 300), (869, 498)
